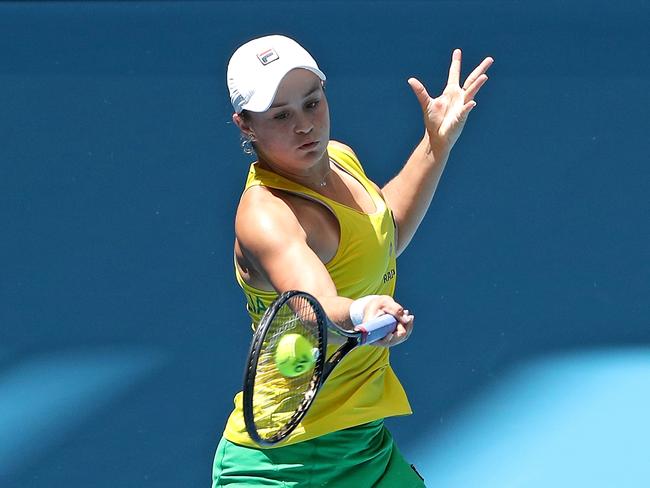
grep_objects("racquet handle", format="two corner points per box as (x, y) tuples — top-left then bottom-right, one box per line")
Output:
(354, 314), (397, 345)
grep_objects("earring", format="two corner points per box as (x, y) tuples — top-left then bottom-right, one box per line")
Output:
(241, 133), (255, 155)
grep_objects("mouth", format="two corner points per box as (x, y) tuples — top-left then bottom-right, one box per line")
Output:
(298, 141), (319, 150)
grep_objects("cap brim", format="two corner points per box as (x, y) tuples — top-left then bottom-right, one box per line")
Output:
(241, 66), (326, 113)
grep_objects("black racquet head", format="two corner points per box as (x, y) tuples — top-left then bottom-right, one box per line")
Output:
(243, 290), (327, 446)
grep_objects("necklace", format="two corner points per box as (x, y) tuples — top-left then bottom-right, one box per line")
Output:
(316, 159), (333, 187)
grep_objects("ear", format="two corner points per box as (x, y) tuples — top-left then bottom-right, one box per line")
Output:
(233, 112), (254, 138)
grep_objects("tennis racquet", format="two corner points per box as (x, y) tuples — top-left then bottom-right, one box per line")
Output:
(242, 290), (397, 446)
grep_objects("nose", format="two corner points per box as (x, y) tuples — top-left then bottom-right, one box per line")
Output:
(294, 111), (313, 135)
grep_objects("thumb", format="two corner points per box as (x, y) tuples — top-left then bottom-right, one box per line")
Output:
(407, 77), (431, 111)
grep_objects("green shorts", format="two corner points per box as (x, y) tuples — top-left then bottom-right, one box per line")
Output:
(212, 420), (425, 487)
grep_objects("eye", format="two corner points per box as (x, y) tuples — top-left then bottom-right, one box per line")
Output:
(273, 111), (289, 120)
(306, 99), (320, 110)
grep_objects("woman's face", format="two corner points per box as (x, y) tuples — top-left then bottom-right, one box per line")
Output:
(235, 68), (330, 173)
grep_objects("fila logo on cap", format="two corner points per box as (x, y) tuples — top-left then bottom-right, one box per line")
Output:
(257, 48), (279, 66)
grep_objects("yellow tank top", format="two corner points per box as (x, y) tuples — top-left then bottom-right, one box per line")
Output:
(223, 144), (412, 448)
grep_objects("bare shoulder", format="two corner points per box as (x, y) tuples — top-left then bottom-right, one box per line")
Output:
(235, 186), (305, 252)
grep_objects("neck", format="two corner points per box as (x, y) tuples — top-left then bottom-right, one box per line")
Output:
(257, 153), (333, 189)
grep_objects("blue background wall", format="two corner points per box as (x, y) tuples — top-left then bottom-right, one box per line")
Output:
(1, 1), (648, 486)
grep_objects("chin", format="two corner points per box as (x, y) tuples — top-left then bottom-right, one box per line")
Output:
(315, 140), (329, 155)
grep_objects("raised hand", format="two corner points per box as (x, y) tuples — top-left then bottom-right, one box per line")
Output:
(408, 49), (493, 155)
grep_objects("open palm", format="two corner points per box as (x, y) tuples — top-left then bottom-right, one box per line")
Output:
(409, 49), (493, 153)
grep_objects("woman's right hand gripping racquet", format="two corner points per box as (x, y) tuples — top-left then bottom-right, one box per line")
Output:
(242, 290), (397, 446)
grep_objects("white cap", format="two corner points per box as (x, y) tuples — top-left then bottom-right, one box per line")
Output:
(227, 35), (326, 114)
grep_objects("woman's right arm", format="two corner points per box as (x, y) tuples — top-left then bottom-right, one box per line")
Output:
(235, 187), (413, 346)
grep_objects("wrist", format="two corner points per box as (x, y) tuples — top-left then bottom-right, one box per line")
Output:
(349, 295), (380, 326)
(423, 133), (451, 162)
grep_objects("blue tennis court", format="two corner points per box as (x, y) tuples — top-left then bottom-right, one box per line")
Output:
(1, 1), (649, 486)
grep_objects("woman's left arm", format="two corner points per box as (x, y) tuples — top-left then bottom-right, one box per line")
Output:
(382, 49), (494, 256)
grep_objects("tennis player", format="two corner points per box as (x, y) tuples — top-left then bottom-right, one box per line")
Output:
(213, 34), (493, 486)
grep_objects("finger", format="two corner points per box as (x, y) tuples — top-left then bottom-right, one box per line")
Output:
(398, 310), (415, 337)
(393, 324), (408, 341)
(394, 321), (412, 344)
(401, 314), (414, 337)
(397, 309), (412, 326)
(364, 296), (401, 321)
(407, 77), (431, 111)
(464, 74), (488, 102)
(462, 56), (494, 90)
(447, 48), (462, 87)
(460, 100), (477, 121)
(379, 302), (405, 320)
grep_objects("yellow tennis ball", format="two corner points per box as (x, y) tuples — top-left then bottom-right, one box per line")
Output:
(274, 333), (316, 378)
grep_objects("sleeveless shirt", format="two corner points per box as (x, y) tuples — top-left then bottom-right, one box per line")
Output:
(223, 144), (411, 447)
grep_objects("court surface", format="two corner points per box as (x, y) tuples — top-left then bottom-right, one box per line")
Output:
(1, 1), (648, 486)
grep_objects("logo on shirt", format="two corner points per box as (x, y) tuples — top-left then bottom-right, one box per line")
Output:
(257, 48), (279, 66)
(246, 293), (268, 315)
(383, 268), (395, 284)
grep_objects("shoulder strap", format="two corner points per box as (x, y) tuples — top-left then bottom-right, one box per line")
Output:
(328, 144), (367, 178)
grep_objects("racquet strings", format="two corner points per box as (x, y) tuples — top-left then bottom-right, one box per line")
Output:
(252, 294), (321, 440)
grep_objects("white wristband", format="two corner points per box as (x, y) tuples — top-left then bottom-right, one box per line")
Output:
(349, 295), (380, 326)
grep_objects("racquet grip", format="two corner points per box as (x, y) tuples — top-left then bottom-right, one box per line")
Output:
(354, 314), (397, 345)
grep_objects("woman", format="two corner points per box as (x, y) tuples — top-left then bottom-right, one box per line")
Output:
(213, 34), (493, 487)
